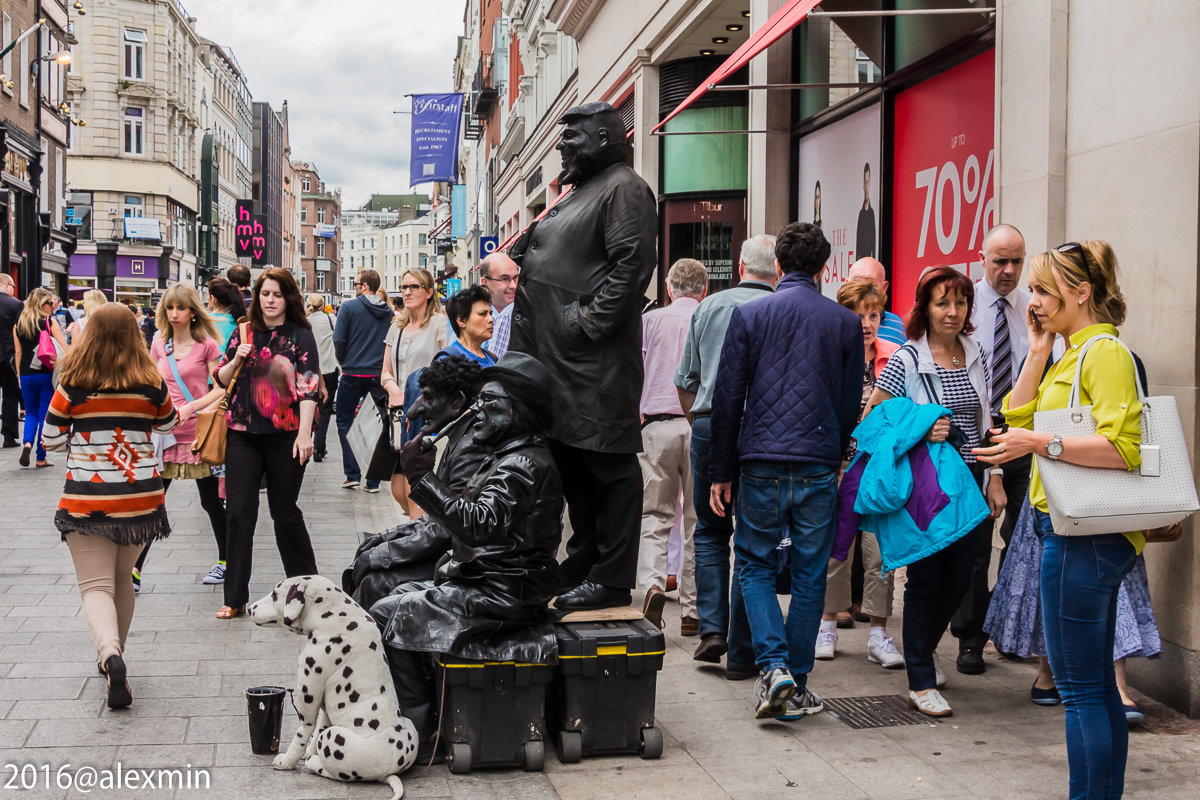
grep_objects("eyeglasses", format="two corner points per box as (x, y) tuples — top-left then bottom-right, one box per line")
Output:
(1056, 242), (1082, 255)
(482, 274), (519, 285)
(399, 283), (425, 293)
(41, 300), (53, 307)
(1055, 241), (1093, 278)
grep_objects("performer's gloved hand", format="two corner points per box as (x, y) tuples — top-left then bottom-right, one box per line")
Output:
(355, 533), (384, 557)
(399, 435), (436, 484)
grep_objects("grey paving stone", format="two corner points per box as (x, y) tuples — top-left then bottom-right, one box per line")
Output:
(0, 677), (88, 701)
(27, 717), (187, 747)
(6, 699), (103, 720)
(0, 718), (34, 747)
(185, 715), (251, 744)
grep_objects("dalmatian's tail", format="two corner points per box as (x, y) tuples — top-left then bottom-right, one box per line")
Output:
(385, 775), (404, 800)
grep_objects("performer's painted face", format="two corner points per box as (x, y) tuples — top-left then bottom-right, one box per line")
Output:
(472, 380), (517, 445)
(409, 384), (467, 435)
(556, 117), (607, 184)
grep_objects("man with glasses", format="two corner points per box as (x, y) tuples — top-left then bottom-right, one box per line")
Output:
(0, 274), (22, 447)
(333, 270), (394, 492)
(478, 252), (519, 358)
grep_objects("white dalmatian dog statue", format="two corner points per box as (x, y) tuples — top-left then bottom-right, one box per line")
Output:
(249, 575), (418, 800)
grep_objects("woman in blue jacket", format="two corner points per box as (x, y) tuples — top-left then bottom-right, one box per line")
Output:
(863, 267), (1004, 717)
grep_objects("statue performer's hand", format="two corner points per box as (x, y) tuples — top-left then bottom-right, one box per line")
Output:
(400, 436), (436, 484)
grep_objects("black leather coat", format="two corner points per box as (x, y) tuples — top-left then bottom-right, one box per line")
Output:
(381, 433), (565, 661)
(508, 161), (657, 453)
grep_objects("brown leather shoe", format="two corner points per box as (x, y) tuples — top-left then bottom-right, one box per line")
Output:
(836, 610), (855, 629)
(680, 616), (700, 637)
(641, 586), (667, 628)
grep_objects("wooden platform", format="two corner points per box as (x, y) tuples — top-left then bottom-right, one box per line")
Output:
(555, 604), (645, 623)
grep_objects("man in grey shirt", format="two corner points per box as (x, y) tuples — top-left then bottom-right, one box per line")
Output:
(674, 235), (780, 675)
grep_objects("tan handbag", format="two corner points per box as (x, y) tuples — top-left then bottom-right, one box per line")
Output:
(191, 323), (248, 466)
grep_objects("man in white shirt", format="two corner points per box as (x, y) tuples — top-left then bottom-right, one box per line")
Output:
(479, 252), (519, 358)
(953, 223), (1029, 674)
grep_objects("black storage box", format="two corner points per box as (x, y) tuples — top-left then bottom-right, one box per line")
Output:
(435, 656), (553, 774)
(551, 618), (666, 762)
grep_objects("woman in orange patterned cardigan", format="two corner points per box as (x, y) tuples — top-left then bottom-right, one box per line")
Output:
(43, 303), (178, 710)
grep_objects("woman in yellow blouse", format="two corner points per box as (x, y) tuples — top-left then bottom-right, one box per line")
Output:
(975, 240), (1141, 800)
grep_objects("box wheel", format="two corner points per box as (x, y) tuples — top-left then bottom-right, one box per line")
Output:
(557, 730), (582, 763)
(523, 740), (545, 771)
(448, 742), (472, 774)
(639, 726), (663, 759)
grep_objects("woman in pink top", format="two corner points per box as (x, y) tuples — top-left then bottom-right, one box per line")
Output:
(134, 285), (229, 590)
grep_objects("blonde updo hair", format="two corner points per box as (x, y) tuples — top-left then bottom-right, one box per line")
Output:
(81, 289), (107, 317)
(1029, 239), (1126, 326)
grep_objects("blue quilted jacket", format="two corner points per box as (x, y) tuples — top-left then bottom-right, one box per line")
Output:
(709, 271), (863, 483)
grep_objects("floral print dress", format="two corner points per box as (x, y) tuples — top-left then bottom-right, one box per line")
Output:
(217, 323), (321, 434)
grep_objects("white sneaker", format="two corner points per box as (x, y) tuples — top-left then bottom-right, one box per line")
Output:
(934, 655), (947, 688)
(909, 689), (953, 717)
(815, 629), (837, 660)
(867, 635), (905, 669)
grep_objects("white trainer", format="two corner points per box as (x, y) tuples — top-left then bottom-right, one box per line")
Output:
(934, 655), (947, 688)
(815, 629), (837, 660)
(909, 689), (953, 717)
(867, 635), (905, 669)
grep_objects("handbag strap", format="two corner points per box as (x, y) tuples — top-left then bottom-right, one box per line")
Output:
(222, 323), (249, 400)
(1067, 334), (1147, 409)
(164, 338), (197, 404)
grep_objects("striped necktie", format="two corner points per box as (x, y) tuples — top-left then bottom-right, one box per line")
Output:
(991, 297), (1012, 418)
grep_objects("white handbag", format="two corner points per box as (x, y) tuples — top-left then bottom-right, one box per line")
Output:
(1034, 334), (1199, 535)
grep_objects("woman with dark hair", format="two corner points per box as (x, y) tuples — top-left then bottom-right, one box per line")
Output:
(42, 303), (178, 708)
(443, 284), (496, 367)
(205, 277), (245, 350)
(862, 266), (1004, 717)
(212, 267), (321, 619)
(976, 241), (1146, 798)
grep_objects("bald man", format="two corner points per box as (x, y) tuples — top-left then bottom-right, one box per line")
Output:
(846, 258), (905, 345)
(478, 252), (519, 357)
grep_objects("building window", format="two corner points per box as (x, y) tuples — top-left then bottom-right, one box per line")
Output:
(300, 205), (307, 223)
(420, 253), (427, 267)
(123, 29), (147, 81)
(418, 233), (427, 247)
(302, 176), (311, 192)
(317, 239), (325, 258)
(855, 48), (880, 84)
(123, 195), (143, 218)
(1, 15), (12, 95)
(299, 237), (306, 256)
(370, 255), (375, 269)
(317, 207), (326, 224)
(349, 238), (354, 250)
(123, 110), (144, 154)
(317, 272), (326, 292)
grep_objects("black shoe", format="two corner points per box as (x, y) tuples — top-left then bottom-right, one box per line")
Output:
(956, 647), (986, 675)
(725, 662), (759, 681)
(2, 439), (18, 448)
(693, 634), (728, 663)
(313, 450), (325, 463)
(103, 654), (132, 709)
(18, 443), (31, 467)
(553, 580), (631, 612)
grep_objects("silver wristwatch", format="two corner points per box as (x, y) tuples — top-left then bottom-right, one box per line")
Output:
(1046, 434), (1064, 460)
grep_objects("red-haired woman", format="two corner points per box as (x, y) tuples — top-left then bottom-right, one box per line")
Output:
(43, 303), (178, 709)
(213, 268), (321, 619)
(863, 266), (1005, 717)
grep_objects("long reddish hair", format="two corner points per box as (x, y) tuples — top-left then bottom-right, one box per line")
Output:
(905, 266), (976, 341)
(58, 303), (162, 390)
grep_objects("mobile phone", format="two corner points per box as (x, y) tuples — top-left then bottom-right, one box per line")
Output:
(1028, 307), (1042, 331)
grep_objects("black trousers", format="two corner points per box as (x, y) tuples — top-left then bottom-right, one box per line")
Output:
(135, 475), (228, 571)
(951, 456), (1032, 650)
(313, 371), (338, 456)
(903, 525), (982, 691)
(551, 440), (642, 590)
(0, 361), (19, 443)
(223, 429), (318, 608)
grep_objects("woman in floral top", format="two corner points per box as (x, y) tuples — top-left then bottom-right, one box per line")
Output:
(212, 268), (321, 618)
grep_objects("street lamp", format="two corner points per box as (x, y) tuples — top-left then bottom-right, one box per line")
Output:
(0, 19), (45, 62)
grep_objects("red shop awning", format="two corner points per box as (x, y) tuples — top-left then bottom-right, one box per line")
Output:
(652, 0), (823, 133)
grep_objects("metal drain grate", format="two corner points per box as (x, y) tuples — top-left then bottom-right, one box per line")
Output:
(823, 695), (934, 729)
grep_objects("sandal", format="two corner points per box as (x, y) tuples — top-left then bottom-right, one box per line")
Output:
(103, 654), (132, 710)
(909, 689), (953, 717)
(216, 605), (244, 620)
(35, 460), (53, 468)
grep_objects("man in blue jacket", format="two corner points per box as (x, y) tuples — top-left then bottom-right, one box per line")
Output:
(709, 222), (863, 720)
(333, 269), (395, 492)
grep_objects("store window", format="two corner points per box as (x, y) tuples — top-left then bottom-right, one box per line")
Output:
(115, 279), (155, 308)
(65, 191), (93, 240)
(662, 106), (749, 195)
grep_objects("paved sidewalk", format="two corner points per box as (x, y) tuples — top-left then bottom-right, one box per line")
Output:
(1, 438), (1198, 800)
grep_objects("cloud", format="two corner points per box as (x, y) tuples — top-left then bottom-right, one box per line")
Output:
(187, 0), (462, 207)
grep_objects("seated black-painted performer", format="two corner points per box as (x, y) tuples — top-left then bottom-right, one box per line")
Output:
(376, 351), (564, 753)
(342, 356), (487, 610)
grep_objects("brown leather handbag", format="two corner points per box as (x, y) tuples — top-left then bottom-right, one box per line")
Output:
(191, 323), (248, 466)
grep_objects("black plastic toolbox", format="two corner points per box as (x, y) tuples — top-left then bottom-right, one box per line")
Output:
(435, 656), (553, 774)
(551, 618), (666, 762)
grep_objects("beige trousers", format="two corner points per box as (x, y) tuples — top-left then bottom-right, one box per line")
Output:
(636, 417), (696, 617)
(824, 530), (894, 618)
(65, 533), (144, 663)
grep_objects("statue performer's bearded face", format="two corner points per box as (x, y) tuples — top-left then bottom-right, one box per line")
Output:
(556, 117), (609, 185)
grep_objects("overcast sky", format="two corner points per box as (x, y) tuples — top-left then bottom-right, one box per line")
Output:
(187, 0), (464, 208)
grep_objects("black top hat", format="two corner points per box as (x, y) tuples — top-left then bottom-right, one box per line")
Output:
(481, 351), (553, 396)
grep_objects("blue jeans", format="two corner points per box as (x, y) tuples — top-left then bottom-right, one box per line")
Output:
(690, 417), (752, 667)
(734, 459), (838, 683)
(1035, 510), (1136, 800)
(19, 372), (54, 461)
(335, 374), (386, 487)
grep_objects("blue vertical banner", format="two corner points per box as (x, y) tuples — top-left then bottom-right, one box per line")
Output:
(410, 93), (464, 187)
(450, 184), (467, 239)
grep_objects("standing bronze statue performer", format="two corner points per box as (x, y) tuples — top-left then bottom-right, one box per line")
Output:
(509, 101), (658, 612)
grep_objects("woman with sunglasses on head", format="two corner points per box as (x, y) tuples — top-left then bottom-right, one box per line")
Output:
(12, 287), (69, 467)
(975, 240), (1144, 800)
(380, 268), (447, 514)
(213, 268), (321, 620)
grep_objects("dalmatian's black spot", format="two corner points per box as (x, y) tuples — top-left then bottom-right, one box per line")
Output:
(330, 636), (343, 644)
(338, 611), (347, 617)
(348, 691), (360, 703)
(303, 694), (314, 704)
(303, 668), (309, 676)
(333, 750), (344, 760)
(368, 641), (378, 651)
(338, 772), (349, 780)
(388, 738), (395, 744)
(272, 590), (279, 601)
(323, 746), (330, 757)
(305, 656), (315, 667)
(343, 665), (353, 678)
(314, 666), (322, 673)
(342, 644), (352, 655)
(333, 683), (341, 693)
(337, 702), (345, 709)
(325, 645), (332, 654)
(371, 702), (378, 711)
(334, 733), (346, 746)
(334, 657), (343, 666)
(369, 719), (380, 730)
(354, 717), (363, 727)
(346, 621), (358, 631)
(314, 596), (323, 603)
(321, 611), (334, 618)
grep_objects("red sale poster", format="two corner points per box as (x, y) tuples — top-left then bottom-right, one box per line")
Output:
(890, 50), (995, 316)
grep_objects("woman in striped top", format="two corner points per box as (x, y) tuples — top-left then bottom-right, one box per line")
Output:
(43, 303), (178, 710)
